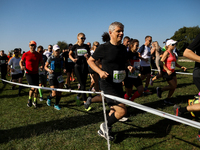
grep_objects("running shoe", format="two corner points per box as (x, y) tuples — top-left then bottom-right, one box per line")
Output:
(54, 104), (61, 110)
(97, 123), (114, 141)
(194, 95), (199, 99)
(32, 102), (37, 108)
(156, 87), (162, 98)
(197, 134), (200, 142)
(47, 99), (51, 106)
(40, 97), (44, 101)
(64, 84), (68, 89)
(75, 96), (81, 106)
(84, 97), (92, 109)
(188, 99), (195, 117)
(85, 107), (92, 111)
(119, 117), (129, 122)
(144, 89), (151, 95)
(27, 99), (32, 107)
(173, 105), (182, 116)
(150, 78), (153, 86)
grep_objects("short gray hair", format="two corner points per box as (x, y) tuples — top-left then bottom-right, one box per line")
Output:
(109, 22), (124, 32)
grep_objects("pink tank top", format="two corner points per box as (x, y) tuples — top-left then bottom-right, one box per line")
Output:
(163, 50), (176, 72)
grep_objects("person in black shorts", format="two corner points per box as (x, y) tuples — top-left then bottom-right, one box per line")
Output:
(124, 39), (144, 101)
(174, 33), (200, 142)
(88, 22), (134, 141)
(20, 41), (43, 108)
(138, 36), (152, 95)
(69, 33), (91, 109)
(0, 50), (9, 84)
(45, 45), (66, 110)
(8, 48), (23, 95)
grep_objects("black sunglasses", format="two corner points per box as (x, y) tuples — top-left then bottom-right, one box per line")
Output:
(81, 37), (86, 40)
(95, 45), (99, 47)
(171, 44), (176, 46)
(30, 44), (35, 46)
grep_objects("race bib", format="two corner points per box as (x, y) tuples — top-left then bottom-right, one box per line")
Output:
(171, 61), (175, 69)
(113, 70), (126, 83)
(57, 75), (64, 83)
(128, 70), (139, 78)
(77, 49), (87, 56)
(1, 60), (5, 64)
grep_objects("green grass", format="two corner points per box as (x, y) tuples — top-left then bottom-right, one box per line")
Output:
(0, 61), (200, 150)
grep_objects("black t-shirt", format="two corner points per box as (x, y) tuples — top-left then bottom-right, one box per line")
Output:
(71, 44), (90, 65)
(0, 55), (8, 67)
(187, 33), (200, 68)
(92, 41), (128, 83)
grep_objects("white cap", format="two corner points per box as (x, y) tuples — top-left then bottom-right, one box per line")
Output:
(53, 45), (60, 51)
(166, 39), (177, 46)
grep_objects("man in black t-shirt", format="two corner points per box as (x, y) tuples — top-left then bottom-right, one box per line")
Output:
(173, 33), (200, 142)
(0, 50), (9, 84)
(88, 22), (134, 141)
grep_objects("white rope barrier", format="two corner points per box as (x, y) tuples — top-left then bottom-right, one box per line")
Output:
(1, 78), (200, 136)
(151, 69), (193, 75)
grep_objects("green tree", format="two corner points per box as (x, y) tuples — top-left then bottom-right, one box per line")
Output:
(171, 26), (200, 54)
(57, 41), (68, 51)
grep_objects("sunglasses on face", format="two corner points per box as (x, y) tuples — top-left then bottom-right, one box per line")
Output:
(14, 51), (18, 54)
(80, 37), (86, 40)
(39, 51), (43, 53)
(95, 45), (99, 47)
(30, 44), (35, 46)
(171, 44), (176, 46)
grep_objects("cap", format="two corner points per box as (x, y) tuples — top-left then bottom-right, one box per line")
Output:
(29, 41), (37, 46)
(53, 45), (60, 51)
(166, 39), (177, 46)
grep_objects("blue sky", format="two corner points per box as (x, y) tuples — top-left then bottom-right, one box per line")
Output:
(0, 0), (199, 54)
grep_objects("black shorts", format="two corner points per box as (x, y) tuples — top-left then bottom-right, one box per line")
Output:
(162, 71), (176, 81)
(193, 68), (200, 91)
(39, 74), (47, 85)
(26, 73), (39, 86)
(66, 62), (74, 73)
(49, 76), (64, 86)
(141, 66), (151, 75)
(100, 79), (124, 107)
(124, 76), (142, 89)
(12, 73), (23, 80)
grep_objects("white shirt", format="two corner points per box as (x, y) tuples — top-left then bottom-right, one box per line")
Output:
(8, 57), (22, 75)
(140, 45), (151, 67)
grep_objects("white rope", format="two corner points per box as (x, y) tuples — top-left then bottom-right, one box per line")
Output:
(151, 69), (193, 75)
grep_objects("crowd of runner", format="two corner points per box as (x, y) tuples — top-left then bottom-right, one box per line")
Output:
(0, 22), (200, 142)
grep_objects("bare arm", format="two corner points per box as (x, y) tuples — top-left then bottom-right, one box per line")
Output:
(183, 48), (200, 63)
(161, 51), (172, 75)
(69, 50), (77, 63)
(19, 59), (25, 70)
(87, 57), (109, 79)
(44, 62), (53, 74)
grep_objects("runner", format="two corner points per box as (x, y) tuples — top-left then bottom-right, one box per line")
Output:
(37, 46), (47, 101)
(20, 41), (43, 108)
(69, 33), (91, 108)
(156, 39), (187, 104)
(138, 36), (152, 95)
(174, 33), (200, 141)
(87, 22), (134, 141)
(124, 39), (144, 101)
(0, 50), (9, 84)
(8, 48), (23, 96)
(45, 45), (66, 110)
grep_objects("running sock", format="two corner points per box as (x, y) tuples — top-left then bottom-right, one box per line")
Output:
(131, 91), (140, 101)
(18, 86), (22, 94)
(107, 113), (118, 128)
(34, 97), (37, 102)
(179, 106), (187, 113)
(29, 96), (32, 100)
(38, 88), (43, 98)
(124, 93), (130, 100)
(48, 94), (53, 100)
(55, 96), (61, 105)
(194, 99), (200, 104)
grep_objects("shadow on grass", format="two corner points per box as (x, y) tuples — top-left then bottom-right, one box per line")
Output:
(114, 118), (176, 143)
(0, 111), (104, 144)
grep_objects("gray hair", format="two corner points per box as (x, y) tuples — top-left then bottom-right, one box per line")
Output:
(109, 22), (124, 32)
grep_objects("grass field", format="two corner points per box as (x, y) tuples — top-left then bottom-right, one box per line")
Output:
(0, 61), (200, 150)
